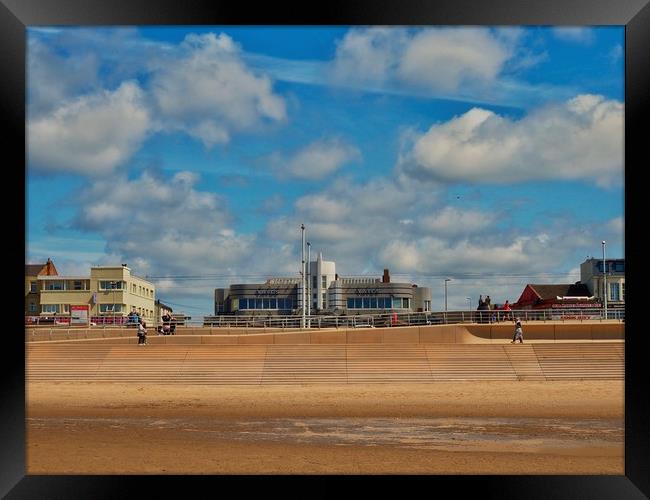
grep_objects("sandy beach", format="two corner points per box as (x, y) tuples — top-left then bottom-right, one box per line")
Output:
(26, 380), (624, 474)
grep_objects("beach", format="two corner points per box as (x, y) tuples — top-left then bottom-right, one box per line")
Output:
(26, 380), (624, 474)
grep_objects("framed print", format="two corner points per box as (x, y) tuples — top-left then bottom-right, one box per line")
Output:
(4, 0), (648, 497)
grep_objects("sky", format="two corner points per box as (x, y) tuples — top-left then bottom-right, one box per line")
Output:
(25, 25), (625, 317)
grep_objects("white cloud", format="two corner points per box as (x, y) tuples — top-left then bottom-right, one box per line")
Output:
(552, 27), (595, 44)
(150, 32), (287, 147)
(399, 94), (623, 186)
(277, 138), (361, 180)
(28, 81), (151, 175)
(397, 29), (512, 92)
(332, 27), (514, 93)
(421, 207), (495, 236)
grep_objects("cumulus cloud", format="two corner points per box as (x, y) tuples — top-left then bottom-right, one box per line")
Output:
(398, 94), (623, 186)
(552, 27), (595, 44)
(72, 169), (255, 276)
(28, 81), (151, 175)
(28, 38), (100, 116)
(274, 137), (361, 180)
(150, 32), (287, 147)
(331, 27), (515, 93)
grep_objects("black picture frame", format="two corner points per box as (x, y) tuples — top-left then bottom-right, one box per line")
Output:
(4, 0), (648, 497)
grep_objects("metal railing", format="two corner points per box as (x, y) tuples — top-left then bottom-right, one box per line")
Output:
(25, 307), (624, 330)
(201, 307), (624, 329)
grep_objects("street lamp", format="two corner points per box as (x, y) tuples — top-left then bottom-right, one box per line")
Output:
(300, 224), (306, 329)
(466, 297), (472, 310)
(444, 278), (451, 311)
(602, 240), (607, 320)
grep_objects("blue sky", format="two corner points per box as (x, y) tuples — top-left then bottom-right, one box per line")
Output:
(26, 26), (624, 315)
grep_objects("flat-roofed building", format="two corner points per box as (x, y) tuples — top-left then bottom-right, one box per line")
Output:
(213, 255), (431, 316)
(33, 264), (156, 324)
(580, 257), (625, 311)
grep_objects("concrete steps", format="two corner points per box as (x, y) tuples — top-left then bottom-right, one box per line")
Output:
(26, 342), (624, 385)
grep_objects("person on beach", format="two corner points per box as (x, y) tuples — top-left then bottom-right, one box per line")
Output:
(511, 318), (524, 343)
(137, 319), (147, 345)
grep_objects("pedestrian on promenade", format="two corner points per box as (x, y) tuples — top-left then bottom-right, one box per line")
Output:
(137, 318), (147, 345)
(511, 318), (524, 343)
(161, 311), (171, 335)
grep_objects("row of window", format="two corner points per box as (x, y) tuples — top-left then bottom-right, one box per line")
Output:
(596, 261), (625, 273)
(347, 297), (410, 309)
(99, 280), (154, 298)
(40, 303), (153, 317)
(238, 298), (295, 310)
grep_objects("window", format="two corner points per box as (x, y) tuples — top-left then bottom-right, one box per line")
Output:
(277, 298), (284, 310)
(100, 281), (123, 290)
(322, 293), (326, 306)
(132, 284), (137, 293)
(362, 297), (370, 308)
(45, 281), (64, 290)
(30, 282), (37, 293)
(29, 302), (37, 312)
(347, 298), (355, 309)
(424, 300), (431, 312)
(610, 283), (620, 301)
(240, 298), (248, 309)
(622, 282), (625, 301)
(313, 276), (317, 288)
(322, 276), (327, 289)
(99, 304), (123, 313)
(73, 281), (84, 290)
(370, 298), (377, 308)
(42, 304), (59, 313)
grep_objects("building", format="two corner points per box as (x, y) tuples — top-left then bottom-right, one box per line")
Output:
(213, 254), (432, 316)
(513, 283), (599, 310)
(579, 257), (625, 311)
(25, 258), (59, 316)
(27, 263), (156, 324)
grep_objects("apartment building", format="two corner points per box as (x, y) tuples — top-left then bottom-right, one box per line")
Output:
(29, 262), (156, 324)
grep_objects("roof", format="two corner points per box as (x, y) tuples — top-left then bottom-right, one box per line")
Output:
(25, 264), (45, 277)
(25, 258), (58, 277)
(527, 283), (592, 300)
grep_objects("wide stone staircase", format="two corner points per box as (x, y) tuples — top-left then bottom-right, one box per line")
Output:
(26, 342), (624, 385)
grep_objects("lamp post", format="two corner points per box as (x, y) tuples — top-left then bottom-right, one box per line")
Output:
(602, 240), (607, 320)
(301, 224), (306, 329)
(444, 278), (451, 312)
(307, 241), (311, 325)
(466, 297), (471, 310)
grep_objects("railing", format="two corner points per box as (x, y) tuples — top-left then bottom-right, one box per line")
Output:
(201, 307), (625, 329)
(25, 307), (624, 329)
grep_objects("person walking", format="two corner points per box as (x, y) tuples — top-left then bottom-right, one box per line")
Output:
(511, 318), (524, 343)
(137, 318), (148, 345)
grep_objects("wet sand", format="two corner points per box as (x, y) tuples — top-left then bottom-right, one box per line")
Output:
(26, 381), (624, 474)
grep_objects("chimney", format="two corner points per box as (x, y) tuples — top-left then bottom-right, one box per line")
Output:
(382, 269), (390, 283)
